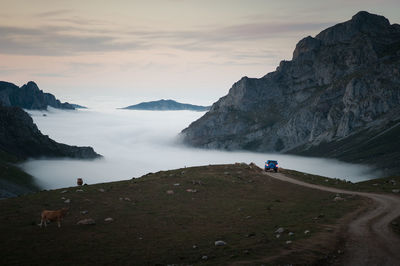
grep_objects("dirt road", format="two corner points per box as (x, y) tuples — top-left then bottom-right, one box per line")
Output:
(266, 172), (400, 266)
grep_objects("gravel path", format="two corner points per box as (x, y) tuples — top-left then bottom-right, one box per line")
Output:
(266, 172), (400, 266)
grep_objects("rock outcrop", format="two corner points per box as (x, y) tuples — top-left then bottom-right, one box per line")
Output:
(121, 99), (210, 111)
(0, 81), (75, 110)
(181, 11), (400, 173)
(0, 104), (100, 159)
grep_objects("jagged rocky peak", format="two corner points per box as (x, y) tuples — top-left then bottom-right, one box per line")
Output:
(292, 36), (321, 59)
(22, 81), (40, 90)
(0, 80), (75, 110)
(315, 11), (394, 45)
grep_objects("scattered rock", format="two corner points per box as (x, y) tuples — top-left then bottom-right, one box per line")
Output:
(77, 218), (95, 225)
(119, 197), (123, 201)
(304, 230), (310, 235)
(98, 188), (105, 192)
(104, 217), (114, 222)
(214, 240), (227, 246)
(243, 250), (250, 254)
(392, 189), (400, 193)
(201, 255), (208, 260)
(80, 210), (89, 215)
(275, 227), (285, 234)
(64, 199), (71, 203)
(60, 190), (68, 194)
(286, 240), (292, 244)
(124, 197), (131, 201)
(288, 232), (294, 236)
(61, 197), (66, 200)
(325, 179), (329, 182)
(76, 189), (84, 192)
(334, 196), (344, 201)
(246, 233), (255, 238)
(245, 216), (251, 219)
(173, 183), (180, 186)
(192, 245), (197, 249)
(166, 190), (174, 194)
(276, 234), (280, 238)
(186, 189), (197, 193)
(224, 172), (229, 175)
(372, 183), (379, 186)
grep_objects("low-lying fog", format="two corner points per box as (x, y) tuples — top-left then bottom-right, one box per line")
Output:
(22, 108), (379, 189)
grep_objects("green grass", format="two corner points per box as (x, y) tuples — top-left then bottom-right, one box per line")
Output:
(0, 163), (363, 265)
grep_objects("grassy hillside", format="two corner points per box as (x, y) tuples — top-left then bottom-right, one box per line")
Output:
(0, 163), (364, 265)
(0, 150), (40, 198)
(290, 120), (400, 176)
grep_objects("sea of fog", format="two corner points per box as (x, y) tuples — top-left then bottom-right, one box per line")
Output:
(21, 107), (379, 190)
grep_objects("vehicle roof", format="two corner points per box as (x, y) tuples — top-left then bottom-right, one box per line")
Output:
(266, 160), (278, 163)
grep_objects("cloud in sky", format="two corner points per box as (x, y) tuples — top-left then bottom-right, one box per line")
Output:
(0, 21), (333, 56)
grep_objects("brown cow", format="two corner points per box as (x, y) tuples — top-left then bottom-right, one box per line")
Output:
(39, 208), (69, 228)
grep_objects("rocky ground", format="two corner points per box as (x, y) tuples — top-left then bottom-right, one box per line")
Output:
(0, 164), (367, 265)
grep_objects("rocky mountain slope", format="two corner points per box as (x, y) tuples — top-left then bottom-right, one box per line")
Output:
(181, 11), (400, 174)
(0, 81), (75, 110)
(0, 105), (100, 160)
(122, 99), (209, 111)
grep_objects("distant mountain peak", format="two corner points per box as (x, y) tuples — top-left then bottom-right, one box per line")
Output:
(121, 99), (210, 111)
(0, 81), (80, 110)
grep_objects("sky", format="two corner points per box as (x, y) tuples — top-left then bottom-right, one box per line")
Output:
(1, 0), (399, 106)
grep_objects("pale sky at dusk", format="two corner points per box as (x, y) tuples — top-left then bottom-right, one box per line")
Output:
(1, 0), (399, 106)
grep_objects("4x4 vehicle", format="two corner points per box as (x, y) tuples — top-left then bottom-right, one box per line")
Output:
(265, 160), (279, 172)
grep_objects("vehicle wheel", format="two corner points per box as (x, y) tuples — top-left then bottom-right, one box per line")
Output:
(274, 168), (277, 172)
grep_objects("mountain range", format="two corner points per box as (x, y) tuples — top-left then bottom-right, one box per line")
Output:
(181, 11), (400, 174)
(0, 81), (76, 110)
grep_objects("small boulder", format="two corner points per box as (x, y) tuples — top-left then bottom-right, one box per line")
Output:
(392, 189), (400, 193)
(77, 218), (95, 225)
(60, 190), (68, 194)
(166, 190), (174, 195)
(201, 255), (208, 260)
(80, 210), (89, 215)
(275, 227), (285, 234)
(333, 196), (344, 201)
(286, 240), (292, 244)
(304, 230), (310, 235)
(64, 199), (71, 203)
(104, 217), (114, 222)
(214, 240), (227, 246)
(98, 188), (105, 192)
(124, 197), (131, 201)
(76, 189), (84, 192)
(288, 232), (294, 236)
